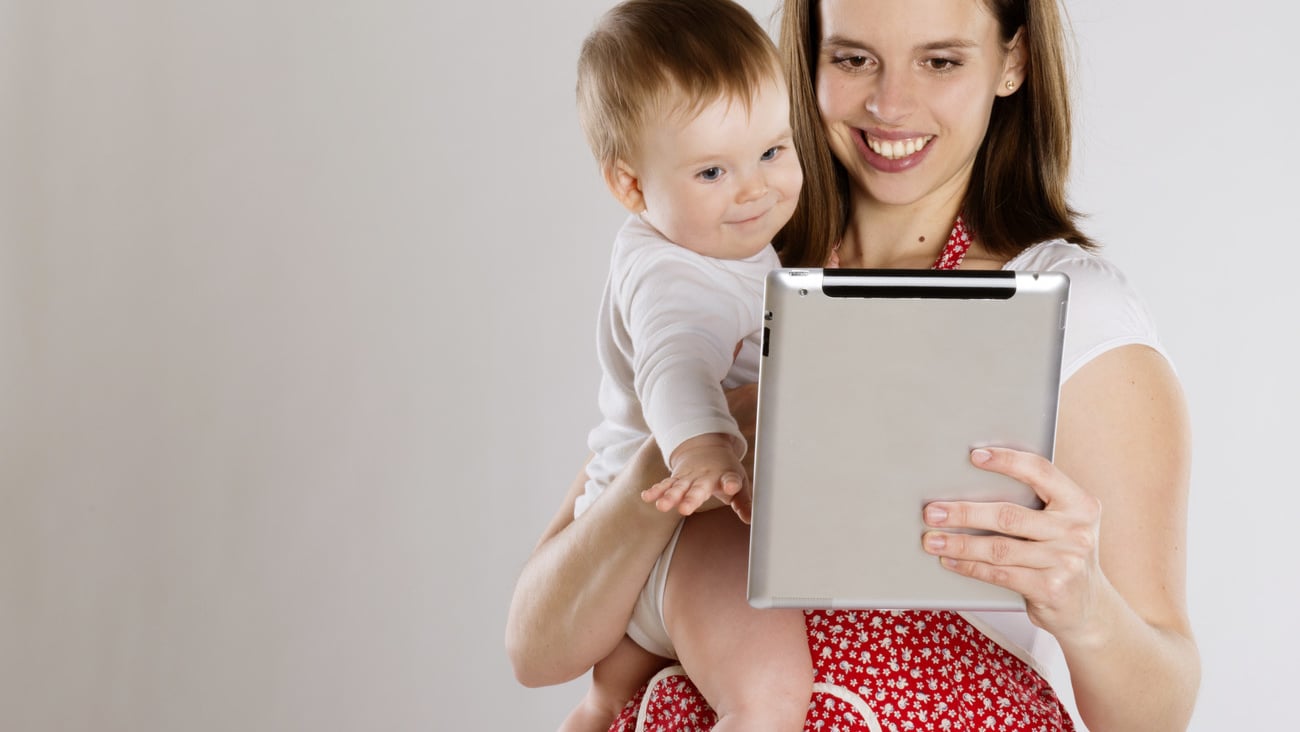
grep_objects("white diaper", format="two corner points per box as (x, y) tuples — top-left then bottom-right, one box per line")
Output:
(625, 520), (684, 659)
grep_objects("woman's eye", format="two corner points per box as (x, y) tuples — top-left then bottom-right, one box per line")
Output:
(697, 167), (723, 182)
(925, 58), (961, 71)
(760, 147), (780, 162)
(833, 54), (871, 70)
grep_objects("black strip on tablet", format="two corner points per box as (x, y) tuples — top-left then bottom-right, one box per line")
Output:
(822, 269), (1016, 300)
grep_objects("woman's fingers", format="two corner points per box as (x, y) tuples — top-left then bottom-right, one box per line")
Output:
(924, 447), (1101, 543)
(937, 550), (1097, 618)
(969, 447), (1100, 516)
(934, 557), (1035, 597)
(923, 500), (1055, 541)
(921, 446), (1104, 622)
(923, 524), (1098, 610)
(921, 529), (1057, 569)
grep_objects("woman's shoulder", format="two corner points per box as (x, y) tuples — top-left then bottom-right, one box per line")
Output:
(1006, 239), (1169, 381)
(1006, 238), (1109, 273)
(1006, 239), (1137, 306)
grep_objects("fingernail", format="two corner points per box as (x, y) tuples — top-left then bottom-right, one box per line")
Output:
(941, 557), (959, 569)
(971, 448), (992, 464)
(925, 506), (947, 524)
(924, 533), (946, 551)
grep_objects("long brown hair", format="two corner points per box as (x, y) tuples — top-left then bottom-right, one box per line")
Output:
(774, 0), (1094, 267)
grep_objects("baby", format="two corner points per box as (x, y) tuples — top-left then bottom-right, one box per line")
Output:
(563, 1), (811, 730)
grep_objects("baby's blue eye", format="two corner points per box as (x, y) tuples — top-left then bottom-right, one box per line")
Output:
(697, 167), (723, 181)
(760, 147), (780, 161)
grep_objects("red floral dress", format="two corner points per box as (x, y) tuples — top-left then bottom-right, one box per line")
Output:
(607, 219), (1074, 732)
(609, 609), (1072, 732)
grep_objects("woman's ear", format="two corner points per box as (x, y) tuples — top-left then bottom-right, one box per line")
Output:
(603, 159), (646, 214)
(998, 27), (1029, 97)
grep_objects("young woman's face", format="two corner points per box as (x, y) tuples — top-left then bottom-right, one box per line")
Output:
(815, 0), (1022, 209)
(631, 77), (803, 261)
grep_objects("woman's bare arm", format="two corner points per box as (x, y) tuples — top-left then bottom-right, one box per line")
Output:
(506, 385), (759, 688)
(1051, 346), (1198, 730)
(505, 439), (679, 687)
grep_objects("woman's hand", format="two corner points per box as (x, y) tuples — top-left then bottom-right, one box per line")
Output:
(923, 347), (1198, 731)
(921, 446), (1106, 643)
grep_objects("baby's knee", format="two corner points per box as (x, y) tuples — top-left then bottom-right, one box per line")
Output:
(568, 687), (625, 727)
(715, 697), (809, 732)
(559, 688), (629, 732)
(714, 674), (812, 731)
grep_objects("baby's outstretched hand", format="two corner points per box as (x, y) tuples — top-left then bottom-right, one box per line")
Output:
(641, 434), (752, 523)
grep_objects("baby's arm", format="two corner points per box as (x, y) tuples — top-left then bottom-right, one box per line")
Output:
(619, 243), (765, 523)
(640, 433), (750, 522)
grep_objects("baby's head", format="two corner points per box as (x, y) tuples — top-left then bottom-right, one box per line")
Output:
(577, 0), (803, 260)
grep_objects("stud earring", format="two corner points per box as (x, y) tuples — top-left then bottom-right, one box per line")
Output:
(1005, 80), (1015, 90)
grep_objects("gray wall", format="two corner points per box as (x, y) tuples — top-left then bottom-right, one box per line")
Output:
(1, 0), (1295, 729)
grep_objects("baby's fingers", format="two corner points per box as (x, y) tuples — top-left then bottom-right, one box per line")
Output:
(730, 489), (753, 524)
(643, 476), (688, 511)
(641, 479), (671, 505)
(719, 472), (744, 496)
(674, 479), (719, 516)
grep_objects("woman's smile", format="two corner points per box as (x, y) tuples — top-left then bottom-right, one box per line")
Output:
(864, 132), (933, 159)
(852, 128), (935, 172)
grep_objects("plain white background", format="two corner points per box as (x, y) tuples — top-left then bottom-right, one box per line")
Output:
(2, 0), (1296, 729)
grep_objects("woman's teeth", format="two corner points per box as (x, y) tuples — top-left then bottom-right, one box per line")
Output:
(867, 135), (931, 160)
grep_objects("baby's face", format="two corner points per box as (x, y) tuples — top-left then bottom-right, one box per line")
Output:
(633, 78), (803, 260)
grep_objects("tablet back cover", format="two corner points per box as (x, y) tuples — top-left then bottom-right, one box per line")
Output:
(747, 269), (1068, 611)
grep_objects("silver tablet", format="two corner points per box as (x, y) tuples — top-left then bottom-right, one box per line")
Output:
(747, 268), (1069, 611)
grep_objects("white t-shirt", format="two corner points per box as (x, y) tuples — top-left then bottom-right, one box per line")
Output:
(964, 238), (1170, 731)
(578, 215), (780, 517)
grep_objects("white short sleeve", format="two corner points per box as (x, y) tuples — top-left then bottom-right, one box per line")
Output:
(1007, 240), (1169, 382)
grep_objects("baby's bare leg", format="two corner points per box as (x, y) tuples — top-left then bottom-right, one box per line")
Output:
(664, 510), (812, 731)
(558, 635), (670, 732)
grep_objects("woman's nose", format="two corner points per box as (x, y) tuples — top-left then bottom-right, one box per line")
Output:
(865, 67), (913, 124)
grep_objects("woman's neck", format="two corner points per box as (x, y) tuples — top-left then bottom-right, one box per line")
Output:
(837, 185), (965, 269)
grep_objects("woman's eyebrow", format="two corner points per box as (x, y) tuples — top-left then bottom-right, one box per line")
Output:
(918, 38), (978, 51)
(822, 34), (866, 50)
(821, 35), (979, 52)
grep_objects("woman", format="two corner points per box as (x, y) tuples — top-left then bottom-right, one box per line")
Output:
(507, 0), (1199, 729)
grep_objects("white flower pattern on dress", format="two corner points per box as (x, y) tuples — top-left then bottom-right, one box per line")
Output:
(610, 610), (1073, 732)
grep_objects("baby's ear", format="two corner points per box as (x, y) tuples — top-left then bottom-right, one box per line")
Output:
(603, 160), (646, 214)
